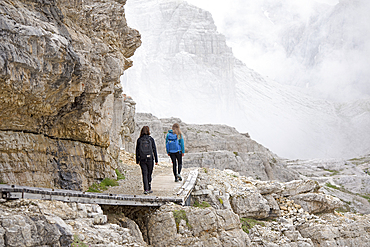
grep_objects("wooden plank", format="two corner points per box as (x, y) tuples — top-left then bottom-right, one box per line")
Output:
(0, 169), (199, 206)
(0, 185), (184, 207)
(177, 168), (199, 205)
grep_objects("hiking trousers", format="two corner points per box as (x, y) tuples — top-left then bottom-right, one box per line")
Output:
(169, 152), (182, 177)
(139, 159), (154, 191)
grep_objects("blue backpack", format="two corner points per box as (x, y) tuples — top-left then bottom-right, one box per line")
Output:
(166, 133), (181, 153)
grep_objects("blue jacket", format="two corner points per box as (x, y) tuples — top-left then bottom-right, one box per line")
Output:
(166, 130), (185, 154)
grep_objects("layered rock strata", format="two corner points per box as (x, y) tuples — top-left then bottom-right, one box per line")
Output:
(132, 113), (299, 182)
(0, 0), (140, 190)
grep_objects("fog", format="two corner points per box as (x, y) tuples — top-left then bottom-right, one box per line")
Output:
(123, 0), (370, 159)
(185, 0), (370, 102)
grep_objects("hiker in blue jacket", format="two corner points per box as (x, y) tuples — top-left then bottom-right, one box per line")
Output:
(136, 126), (158, 194)
(166, 123), (185, 182)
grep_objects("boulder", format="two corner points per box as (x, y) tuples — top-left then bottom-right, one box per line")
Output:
(291, 193), (343, 214)
(255, 180), (283, 195)
(282, 180), (320, 197)
(230, 192), (271, 219)
(147, 204), (250, 247)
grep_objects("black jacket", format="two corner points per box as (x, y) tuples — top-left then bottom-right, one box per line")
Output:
(136, 135), (158, 164)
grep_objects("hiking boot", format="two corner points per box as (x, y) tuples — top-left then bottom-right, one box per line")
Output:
(148, 190), (153, 193)
(175, 178), (179, 182)
(177, 174), (182, 181)
(144, 190), (149, 194)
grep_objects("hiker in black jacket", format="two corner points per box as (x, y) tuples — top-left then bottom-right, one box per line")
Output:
(136, 126), (158, 194)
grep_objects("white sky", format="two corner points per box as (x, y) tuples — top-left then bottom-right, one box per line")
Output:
(185, 0), (339, 28)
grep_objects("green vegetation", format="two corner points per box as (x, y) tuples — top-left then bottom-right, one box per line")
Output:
(359, 194), (370, 203)
(173, 210), (191, 231)
(86, 177), (120, 193)
(233, 151), (239, 156)
(115, 169), (125, 180)
(240, 218), (265, 234)
(0, 178), (6, 184)
(325, 182), (341, 190)
(326, 183), (370, 205)
(203, 167), (208, 173)
(72, 235), (88, 247)
(86, 169), (126, 193)
(324, 169), (340, 176)
(348, 157), (369, 165)
(193, 200), (211, 208)
(218, 198), (223, 205)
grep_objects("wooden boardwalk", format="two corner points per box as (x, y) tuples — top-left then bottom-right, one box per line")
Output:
(0, 169), (198, 207)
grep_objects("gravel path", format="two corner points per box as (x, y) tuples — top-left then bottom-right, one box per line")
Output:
(106, 151), (191, 197)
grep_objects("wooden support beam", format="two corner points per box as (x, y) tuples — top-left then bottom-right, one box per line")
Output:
(0, 168), (199, 207)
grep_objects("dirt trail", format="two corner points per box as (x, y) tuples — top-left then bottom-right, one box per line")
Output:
(106, 151), (191, 197)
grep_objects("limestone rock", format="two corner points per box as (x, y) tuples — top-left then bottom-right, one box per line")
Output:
(287, 156), (370, 214)
(148, 211), (177, 246)
(147, 204), (250, 247)
(230, 192), (271, 219)
(298, 213), (370, 246)
(263, 194), (282, 218)
(282, 180), (320, 196)
(0, 199), (146, 246)
(255, 180), (284, 195)
(0, 0), (140, 190)
(291, 193), (343, 214)
(121, 96), (136, 153)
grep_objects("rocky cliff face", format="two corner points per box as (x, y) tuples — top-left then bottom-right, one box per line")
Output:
(132, 113), (299, 182)
(0, 0), (140, 190)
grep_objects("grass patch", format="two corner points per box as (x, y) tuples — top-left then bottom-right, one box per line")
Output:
(218, 198), (223, 205)
(193, 200), (211, 208)
(240, 218), (265, 234)
(359, 194), (370, 203)
(173, 210), (191, 232)
(86, 183), (101, 193)
(100, 177), (119, 188)
(86, 177), (120, 193)
(326, 183), (370, 204)
(324, 169), (340, 176)
(325, 182), (341, 190)
(72, 235), (88, 247)
(115, 169), (125, 180)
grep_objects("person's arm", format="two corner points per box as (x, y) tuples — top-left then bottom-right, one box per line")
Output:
(165, 133), (169, 155)
(135, 138), (140, 164)
(179, 137), (185, 155)
(151, 137), (158, 164)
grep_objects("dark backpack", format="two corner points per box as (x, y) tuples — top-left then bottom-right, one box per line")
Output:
(166, 133), (180, 153)
(139, 136), (153, 159)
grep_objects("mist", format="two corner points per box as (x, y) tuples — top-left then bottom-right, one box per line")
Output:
(123, 0), (370, 160)
(185, 0), (370, 102)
